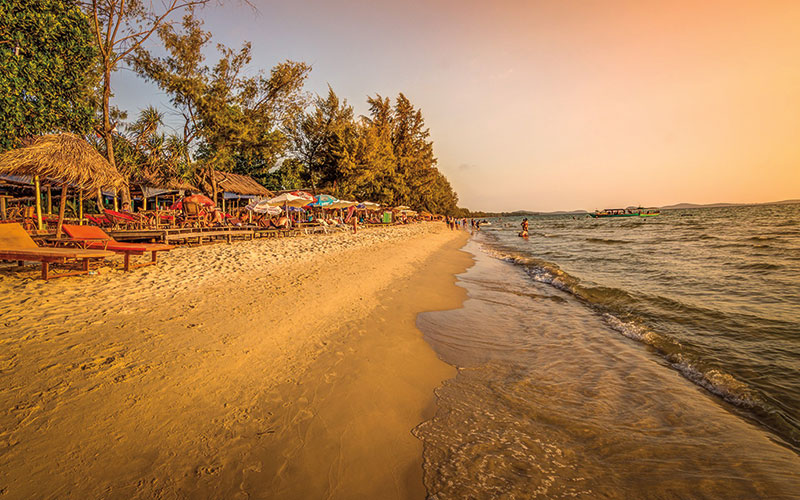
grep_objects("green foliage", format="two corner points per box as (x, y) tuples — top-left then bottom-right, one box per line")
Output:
(131, 14), (311, 193)
(261, 158), (308, 191)
(125, 12), (461, 215)
(0, 0), (98, 152)
(290, 90), (460, 214)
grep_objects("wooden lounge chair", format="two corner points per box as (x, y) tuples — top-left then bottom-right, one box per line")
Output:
(178, 201), (207, 228)
(103, 209), (148, 229)
(62, 224), (175, 272)
(86, 214), (113, 227)
(0, 222), (114, 279)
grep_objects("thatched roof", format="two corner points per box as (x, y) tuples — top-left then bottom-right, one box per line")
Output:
(0, 133), (124, 191)
(135, 171), (198, 192)
(217, 172), (273, 196)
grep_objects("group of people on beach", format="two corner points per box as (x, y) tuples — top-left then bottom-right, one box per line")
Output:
(445, 216), (481, 231)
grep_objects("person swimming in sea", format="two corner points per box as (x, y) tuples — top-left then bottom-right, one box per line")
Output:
(519, 218), (529, 237)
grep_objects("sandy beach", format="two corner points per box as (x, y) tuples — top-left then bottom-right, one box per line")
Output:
(0, 223), (471, 499)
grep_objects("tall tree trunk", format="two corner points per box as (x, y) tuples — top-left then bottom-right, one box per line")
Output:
(209, 167), (217, 202)
(100, 66), (131, 206)
(56, 185), (67, 239)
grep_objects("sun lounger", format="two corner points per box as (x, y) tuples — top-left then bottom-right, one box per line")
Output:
(103, 209), (148, 229)
(86, 214), (113, 227)
(62, 224), (175, 272)
(0, 222), (114, 279)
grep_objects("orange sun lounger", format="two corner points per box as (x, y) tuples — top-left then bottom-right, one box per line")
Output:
(62, 224), (175, 272)
(0, 222), (114, 280)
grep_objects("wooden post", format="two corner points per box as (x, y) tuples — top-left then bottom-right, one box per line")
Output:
(46, 186), (52, 215)
(56, 184), (67, 239)
(113, 192), (118, 211)
(221, 195), (226, 214)
(78, 190), (83, 225)
(0, 196), (7, 220)
(34, 175), (43, 231)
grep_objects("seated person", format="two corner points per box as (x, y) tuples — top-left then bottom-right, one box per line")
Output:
(268, 216), (291, 229)
(206, 207), (224, 225)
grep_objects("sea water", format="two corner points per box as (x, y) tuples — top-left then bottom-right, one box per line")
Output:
(415, 204), (800, 498)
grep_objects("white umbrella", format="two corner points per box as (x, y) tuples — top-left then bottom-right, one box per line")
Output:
(246, 199), (283, 215)
(329, 200), (358, 209)
(357, 201), (381, 210)
(265, 192), (313, 208)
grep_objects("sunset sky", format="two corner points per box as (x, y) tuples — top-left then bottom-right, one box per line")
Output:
(114, 0), (800, 212)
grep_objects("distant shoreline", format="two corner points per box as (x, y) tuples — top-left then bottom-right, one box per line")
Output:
(469, 198), (800, 217)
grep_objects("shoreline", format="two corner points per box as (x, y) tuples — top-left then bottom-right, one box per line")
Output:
(0, 223), (472, 498)
(414, 235), (800, 498)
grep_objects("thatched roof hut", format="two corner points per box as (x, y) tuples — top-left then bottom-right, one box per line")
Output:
(0, 133), (124, 237)
(135, 171), (199, 193)
(217, 172), (273, 198)
(0, 133), (124, 191)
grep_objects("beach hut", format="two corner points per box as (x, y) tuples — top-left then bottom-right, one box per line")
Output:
(133, 172), (199, 210)
(216, 172), (273, 212)
(0, 134), (124, 238)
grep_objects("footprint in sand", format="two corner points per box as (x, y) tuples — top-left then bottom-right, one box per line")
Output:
(195, 465), (221, 477)
(291, 408), (314, 425)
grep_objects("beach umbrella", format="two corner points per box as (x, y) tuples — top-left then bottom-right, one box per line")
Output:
(290, 190), (315, 200)
(0, 133), (124, 237)
(184, 194), (215, 206)
(307, 194), (339, 208)
(169, 193), (215, 210)
(329, 200), (358, 209)
(265, 192), (314, 208)
(357, 201), (381, 210)
(245, 199), (282, 215)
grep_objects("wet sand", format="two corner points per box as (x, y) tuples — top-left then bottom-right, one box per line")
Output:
(0, 223), (471, 499)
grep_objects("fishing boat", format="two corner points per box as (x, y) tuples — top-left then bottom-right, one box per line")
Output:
(589, 207), (660, 218)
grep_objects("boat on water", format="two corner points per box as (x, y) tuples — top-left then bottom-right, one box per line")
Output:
(589, 207), (660, 218)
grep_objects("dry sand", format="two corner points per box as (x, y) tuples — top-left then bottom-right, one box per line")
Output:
(0, 223), (472, 499)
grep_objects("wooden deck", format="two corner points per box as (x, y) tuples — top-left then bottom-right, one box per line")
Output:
(108, 226), (303, 244)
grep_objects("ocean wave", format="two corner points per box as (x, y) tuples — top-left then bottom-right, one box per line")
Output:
(476, 241), (772, 431)
(737, 262), (783, 271)
(670, 359), (763, 409)
(603, 316), (766, 411)
(585, 237), (629, 245)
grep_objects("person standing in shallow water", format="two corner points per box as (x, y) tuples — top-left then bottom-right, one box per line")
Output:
(519, 218), (529, 237)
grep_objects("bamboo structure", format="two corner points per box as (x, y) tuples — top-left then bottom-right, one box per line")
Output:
(0, 133), (124, 237)
(34, 176), (43, 230)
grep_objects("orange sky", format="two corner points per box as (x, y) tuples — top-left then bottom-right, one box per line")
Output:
(118, 0), (800, 211)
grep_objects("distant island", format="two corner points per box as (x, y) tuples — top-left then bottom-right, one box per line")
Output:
(658, 199), (800, 210)
(466, 199), (799, 217)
